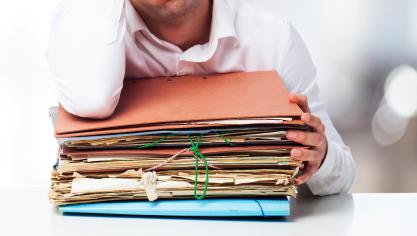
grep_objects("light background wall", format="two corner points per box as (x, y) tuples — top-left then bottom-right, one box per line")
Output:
(0, 0), (416, 192)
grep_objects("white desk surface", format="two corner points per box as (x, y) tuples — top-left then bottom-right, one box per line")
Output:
(1, 187), (416, 236)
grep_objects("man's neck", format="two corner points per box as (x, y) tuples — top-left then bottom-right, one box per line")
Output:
(136, 1), (212, 51)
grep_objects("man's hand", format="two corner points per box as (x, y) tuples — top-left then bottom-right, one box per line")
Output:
(286, 93), (328, 185)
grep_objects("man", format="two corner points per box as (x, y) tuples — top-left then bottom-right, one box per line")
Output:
(47, 0), (355, 195)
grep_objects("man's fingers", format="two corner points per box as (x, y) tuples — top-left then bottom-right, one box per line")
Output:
(287, 93), (326, 185)
(287, 131), (325, 147)
(288, 94), (325, 132)
(290, 148), (321, 162)
(301, 113), (325, 133)
(295, 163), (320, 185)
(288, 93), (310, 112)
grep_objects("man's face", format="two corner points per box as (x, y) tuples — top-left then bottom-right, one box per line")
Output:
(132, 0), (200, 22)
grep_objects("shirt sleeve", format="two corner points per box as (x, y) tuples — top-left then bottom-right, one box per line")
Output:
(276, 22), (356, 196)
(46, 0), (126, 119)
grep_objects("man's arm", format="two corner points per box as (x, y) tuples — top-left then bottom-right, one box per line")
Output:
(277, 22), (356, 195)
(46, 0), (126, 119)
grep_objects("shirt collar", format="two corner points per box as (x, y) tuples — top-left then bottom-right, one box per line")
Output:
(126, 0), (239, 61)
(210, 0), (238, 43)
(125, 0), (148, 35)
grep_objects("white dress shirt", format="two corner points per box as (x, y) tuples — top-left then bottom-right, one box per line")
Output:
(46, 0), (355, 196)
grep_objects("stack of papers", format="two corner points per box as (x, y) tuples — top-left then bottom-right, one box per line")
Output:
(48, 71), (307, 215)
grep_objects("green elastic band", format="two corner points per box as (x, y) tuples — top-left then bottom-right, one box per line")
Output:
(188, 134), (209, 199)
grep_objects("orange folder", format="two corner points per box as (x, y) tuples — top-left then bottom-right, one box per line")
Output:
(54, 71), (303, 138)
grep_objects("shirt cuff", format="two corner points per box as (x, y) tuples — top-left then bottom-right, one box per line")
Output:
(306, 139), (338, 195)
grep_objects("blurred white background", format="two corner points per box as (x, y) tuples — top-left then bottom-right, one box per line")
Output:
(0, 0), (416, 192)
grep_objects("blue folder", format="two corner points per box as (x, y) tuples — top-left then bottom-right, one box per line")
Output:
(60, 198), (289, 217)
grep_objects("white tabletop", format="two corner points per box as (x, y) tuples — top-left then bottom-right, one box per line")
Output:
(1, 187), (416, 236)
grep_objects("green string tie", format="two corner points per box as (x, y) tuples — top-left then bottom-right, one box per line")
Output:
(216, 132), (236, 146)
(136, 133), (173, 149)
(136, 132), (235, 199)
(188, 135), (209, 199)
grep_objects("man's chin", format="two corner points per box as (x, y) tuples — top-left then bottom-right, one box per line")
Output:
(147, 0), (200, 22)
